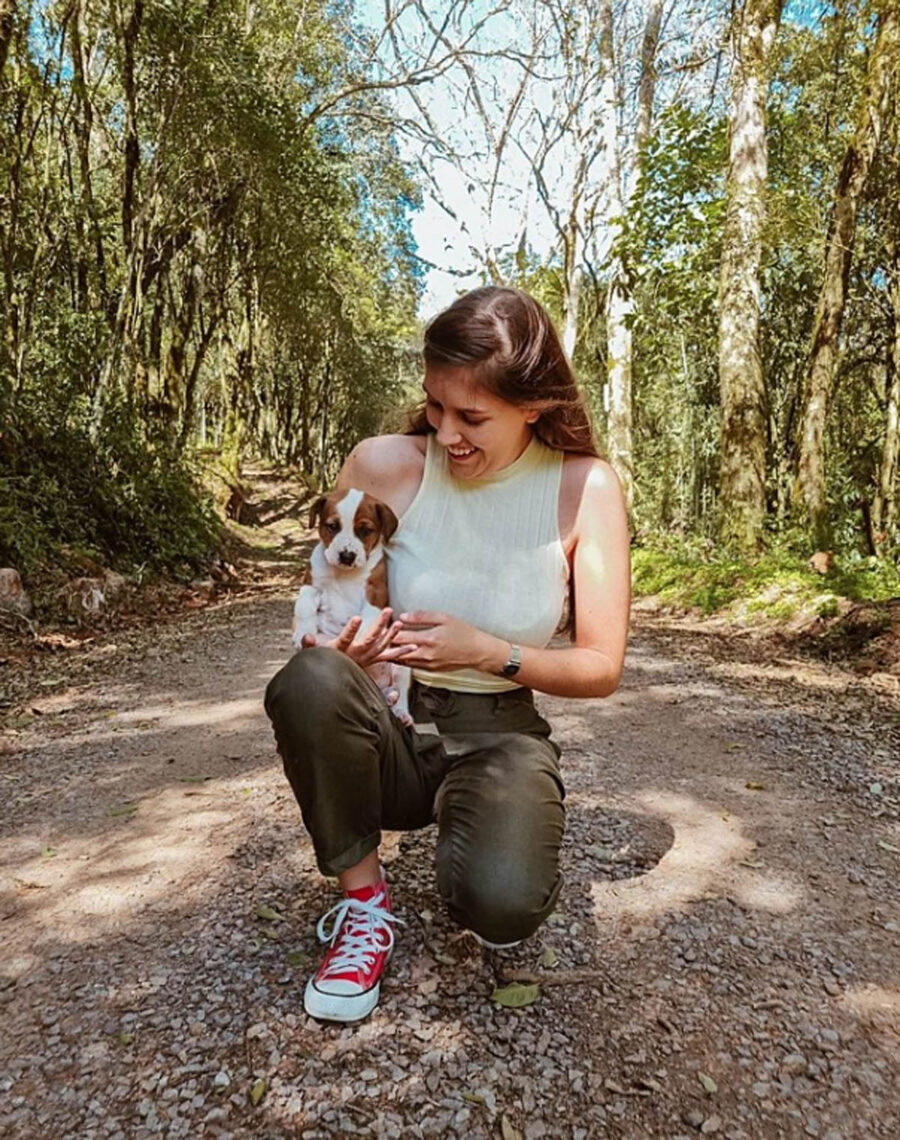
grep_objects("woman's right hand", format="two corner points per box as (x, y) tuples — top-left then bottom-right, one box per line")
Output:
(300, 607), (418, 668)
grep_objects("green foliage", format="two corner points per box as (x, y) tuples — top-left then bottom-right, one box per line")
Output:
(625, 102), (728, 536)
(632, 537), (900, 618)
(0, 394), (220, 578)
(0, 0), (422, 581)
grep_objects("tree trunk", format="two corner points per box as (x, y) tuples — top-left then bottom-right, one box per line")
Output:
(873, 237), (900, 546)
(164, 262), (199, 418)
(561, 212), (580, 360)
(70, 4), (109, 312)
(716, 0), (782, 554)
(601, 0), (662, 516)
(120, 0), (143, 256)
(0, 0), (15, 80)
(636, 0), (663, 157)
(793, 9), (899, 545)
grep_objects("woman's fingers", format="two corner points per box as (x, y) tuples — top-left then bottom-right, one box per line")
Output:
(374, 643), (419, 663)
(332, 616), (363, 651)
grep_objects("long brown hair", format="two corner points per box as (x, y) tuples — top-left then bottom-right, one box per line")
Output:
(405, 286), (599, 457)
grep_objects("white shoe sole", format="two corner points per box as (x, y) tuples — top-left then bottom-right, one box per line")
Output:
(303, 977), (381, 1022)
(470, 932), (523, 950)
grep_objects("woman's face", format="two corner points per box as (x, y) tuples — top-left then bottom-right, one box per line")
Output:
(423, 364), (538, 479)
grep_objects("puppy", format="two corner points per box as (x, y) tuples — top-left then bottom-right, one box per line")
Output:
(292, 488), (412, 725)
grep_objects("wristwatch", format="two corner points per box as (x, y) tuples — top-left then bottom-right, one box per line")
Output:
(501, 643), (522, 678)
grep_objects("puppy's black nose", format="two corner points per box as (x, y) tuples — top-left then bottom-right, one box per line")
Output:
(338, 549), (357, 566)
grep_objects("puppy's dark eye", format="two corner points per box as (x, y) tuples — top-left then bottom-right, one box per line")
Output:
(325, 521), (340, 533)
(358, 526), (374, 538)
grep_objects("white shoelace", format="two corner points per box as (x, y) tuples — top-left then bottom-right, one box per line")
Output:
(315, 892), (404, 978)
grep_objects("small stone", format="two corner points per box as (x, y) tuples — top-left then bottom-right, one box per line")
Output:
(213, 1070), (230, 1090)
(0, 568), (33, 617)
(683, 1109), (706, 1129)
(702, 1116), (722, 1135)
(752, 1082), (770, 1098)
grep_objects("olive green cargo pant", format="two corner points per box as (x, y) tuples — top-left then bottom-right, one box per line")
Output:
(264, 648), (565, 944)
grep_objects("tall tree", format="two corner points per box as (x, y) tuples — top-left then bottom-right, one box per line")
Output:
(716, 0), (782, 554)
(601, 0), (664, 515)
(793, 5), (899, 545)
(873, 228), (900, 545)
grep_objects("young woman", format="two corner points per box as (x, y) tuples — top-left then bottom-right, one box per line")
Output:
(264, 286), (630, 1022)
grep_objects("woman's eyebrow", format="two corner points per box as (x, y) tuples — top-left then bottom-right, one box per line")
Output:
(423, 386), (488, 414)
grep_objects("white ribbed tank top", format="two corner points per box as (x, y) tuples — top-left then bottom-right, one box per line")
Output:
(387, 432), (569, 692)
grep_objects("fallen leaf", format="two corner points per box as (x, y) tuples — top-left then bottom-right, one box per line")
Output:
(462, 1092), (485, 1104)
(118, 1031), (134, 1046)
(433, 951), (456, 966)
(41, 846), (57, 859)
(249, 1078), (267, 1106)
(540, 947), (558, 968)
(492, 982), (540, 1008)
(107, 803), (138, 818)
(745, 781), (766, 792)
(877, 841), (900, 855)
(286, 951), (309, 967)
(738, 859), (765, 869)
(698, 1072), (718, 1095)
(255, 904), (283, 922)
(500, 1116), (523, 1140)
(420, 908), (434, 924)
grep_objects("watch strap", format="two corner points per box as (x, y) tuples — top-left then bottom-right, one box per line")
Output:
(501, 643), (522, 677)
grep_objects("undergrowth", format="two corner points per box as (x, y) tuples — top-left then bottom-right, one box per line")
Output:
(0, 393), (221, 583)
(632, 537), (900, 619)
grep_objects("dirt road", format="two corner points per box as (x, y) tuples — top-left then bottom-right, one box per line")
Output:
(1, 534), (899, 1139)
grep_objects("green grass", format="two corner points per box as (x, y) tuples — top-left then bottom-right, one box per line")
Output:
(632, 540), (900, 621)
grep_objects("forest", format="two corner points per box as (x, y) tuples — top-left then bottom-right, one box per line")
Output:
(1, 0), (899, 603)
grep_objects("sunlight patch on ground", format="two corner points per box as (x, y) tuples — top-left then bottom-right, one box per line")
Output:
(841, 984), (900, 1031)
(708, 660), (850, 693)
(110, 697), (263, 729)
(0, 775), (270, 965)
(590, 790), (803, 928)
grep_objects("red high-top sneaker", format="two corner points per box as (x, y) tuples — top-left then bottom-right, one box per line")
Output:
(304, 876), (401, 1022)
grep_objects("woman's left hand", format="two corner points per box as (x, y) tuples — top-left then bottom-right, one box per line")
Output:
(385, 610), (494, 672)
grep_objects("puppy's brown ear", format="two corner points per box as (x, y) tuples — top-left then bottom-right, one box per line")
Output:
(376, 501), (399, 544)
(308, 495), (328, 530)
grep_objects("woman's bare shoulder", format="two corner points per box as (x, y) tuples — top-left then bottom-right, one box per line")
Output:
(339, 434), (426, 511)
(559, 453), (617, 552)
(346, 434), (425, 478)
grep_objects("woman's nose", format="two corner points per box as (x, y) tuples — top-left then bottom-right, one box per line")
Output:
(435, 416), (463, 446)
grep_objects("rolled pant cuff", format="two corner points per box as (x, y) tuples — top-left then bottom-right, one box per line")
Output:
(317, 830), (382, 878)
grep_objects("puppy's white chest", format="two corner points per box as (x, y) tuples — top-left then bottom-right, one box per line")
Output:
(311, 544), (368, 638)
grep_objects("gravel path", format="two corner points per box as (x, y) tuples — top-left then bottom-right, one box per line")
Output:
(1, 585), (899, 1139)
